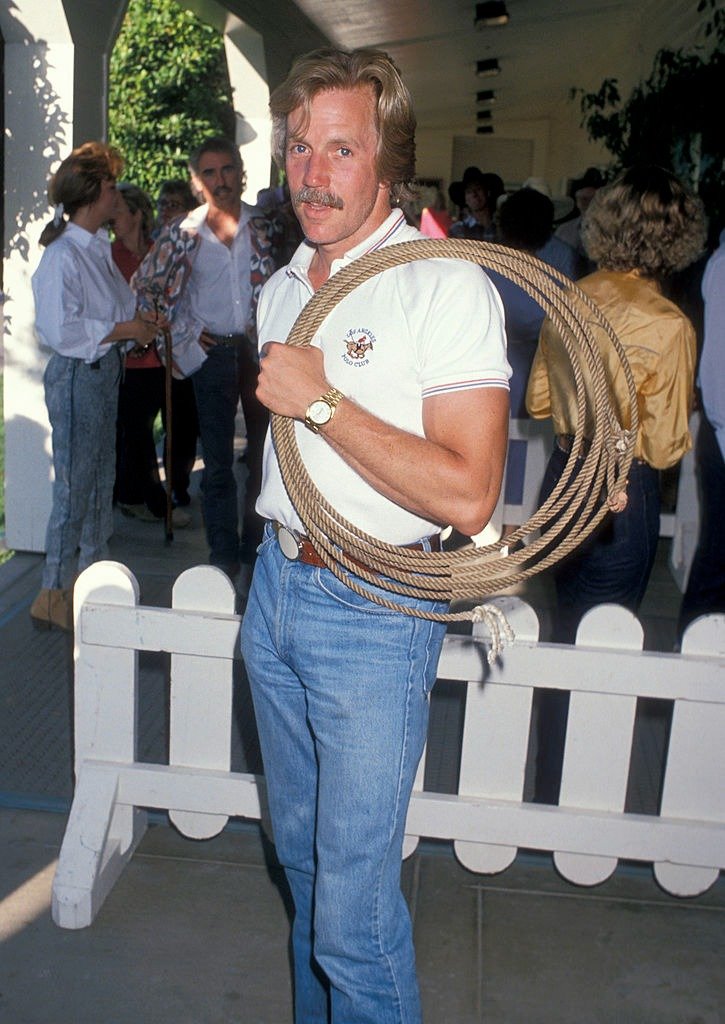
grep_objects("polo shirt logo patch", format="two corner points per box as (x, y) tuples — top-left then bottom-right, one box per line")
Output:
(342, 327), (375, 367)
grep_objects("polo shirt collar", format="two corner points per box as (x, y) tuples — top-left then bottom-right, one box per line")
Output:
(285, 209), (407, 281)
(339, 209), (408, 263)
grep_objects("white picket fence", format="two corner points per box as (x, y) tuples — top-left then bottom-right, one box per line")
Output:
(51, 560), (725, 930)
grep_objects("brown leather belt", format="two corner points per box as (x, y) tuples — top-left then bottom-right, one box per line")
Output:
(272, 521), (441, 574)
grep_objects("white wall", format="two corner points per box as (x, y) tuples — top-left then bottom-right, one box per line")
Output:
(1, 2), (77, 553)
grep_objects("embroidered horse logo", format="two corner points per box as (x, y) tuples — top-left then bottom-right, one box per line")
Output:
(346, 335), (374, 361)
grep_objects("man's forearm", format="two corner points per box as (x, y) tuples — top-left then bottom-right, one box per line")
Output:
(257, 340), (509, 537)
(318, 390), (508, 537)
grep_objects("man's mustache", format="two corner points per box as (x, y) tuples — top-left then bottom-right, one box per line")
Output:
(294, 186), (344, 210)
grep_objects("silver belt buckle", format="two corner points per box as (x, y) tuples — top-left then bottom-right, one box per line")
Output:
(277, 525), (302, 561)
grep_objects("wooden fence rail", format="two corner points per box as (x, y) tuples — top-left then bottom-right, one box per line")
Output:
(52, 560), (725, 929)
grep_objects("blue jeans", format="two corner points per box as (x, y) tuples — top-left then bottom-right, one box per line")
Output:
(240, 525), (447, 1024)
(541, 444), (660, 643)
(192, 341), (267, 569)
(43, 348), (121, 589)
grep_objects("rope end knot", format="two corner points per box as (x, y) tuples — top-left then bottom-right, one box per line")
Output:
(471, 602), (516, 665)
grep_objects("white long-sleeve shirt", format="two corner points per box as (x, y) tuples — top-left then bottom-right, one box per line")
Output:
(156, 203), (255, 374)
(180, 204), (254, 336)
(32, 222), (136, 363)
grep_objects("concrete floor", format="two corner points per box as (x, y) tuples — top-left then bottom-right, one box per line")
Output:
(1, 808), (723, 1024)
(1, 473), (723, 1024)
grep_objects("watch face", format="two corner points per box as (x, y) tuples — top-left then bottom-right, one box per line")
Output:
(309, 399), (332, 424)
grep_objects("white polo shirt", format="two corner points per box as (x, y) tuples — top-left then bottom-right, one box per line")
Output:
(256, 210), (510, 545)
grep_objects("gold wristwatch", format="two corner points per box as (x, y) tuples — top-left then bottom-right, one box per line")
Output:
(304, 386), (345, 434)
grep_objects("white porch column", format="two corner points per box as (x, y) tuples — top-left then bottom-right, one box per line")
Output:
(184, 1), (273, 202)
(1, 0), (127, 553)
(224, 18), (272, 202)
(1, 3), (75, 552)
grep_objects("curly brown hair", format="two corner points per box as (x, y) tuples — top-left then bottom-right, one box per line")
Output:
(40, 141), (124, 246)
(581, 165), (707, 277)
(269, 47), (417, 206)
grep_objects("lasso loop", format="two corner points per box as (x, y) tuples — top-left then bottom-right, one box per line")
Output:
(271, 239), (638, 649)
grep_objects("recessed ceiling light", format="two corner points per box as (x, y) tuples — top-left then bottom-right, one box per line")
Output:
(477, 58), (501, 77)
(475, 2), (510, 27)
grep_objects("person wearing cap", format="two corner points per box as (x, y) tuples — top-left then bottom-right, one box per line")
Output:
(448, 166), (504, 241)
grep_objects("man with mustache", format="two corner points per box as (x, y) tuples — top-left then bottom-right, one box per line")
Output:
(241, 48), (510, 1024)
(134, 137), (275, 580)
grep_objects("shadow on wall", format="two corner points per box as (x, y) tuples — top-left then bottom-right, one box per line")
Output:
(3, 7), (70, 267)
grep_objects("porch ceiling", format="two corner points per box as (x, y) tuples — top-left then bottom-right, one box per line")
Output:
(273, 0), (639, 134)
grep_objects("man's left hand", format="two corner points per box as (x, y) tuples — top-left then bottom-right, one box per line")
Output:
(257, 342), (329, 420)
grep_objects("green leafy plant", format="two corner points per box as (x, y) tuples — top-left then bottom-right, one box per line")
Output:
(109, 0), (235, 195)
(572, 0), (725, 233)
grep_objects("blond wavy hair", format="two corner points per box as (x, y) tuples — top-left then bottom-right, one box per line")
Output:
(581, 165), (707, 277)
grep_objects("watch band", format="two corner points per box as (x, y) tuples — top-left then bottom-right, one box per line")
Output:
(304, 386), (345, 434)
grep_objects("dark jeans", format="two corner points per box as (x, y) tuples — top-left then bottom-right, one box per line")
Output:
(192, 339), (268, 570)
(542, 445), (661, 643)
(116, 367), (199, 517)
(165, 376), (200, 502)
(678, 414), (725, 635)
(534, 444), (661, 802)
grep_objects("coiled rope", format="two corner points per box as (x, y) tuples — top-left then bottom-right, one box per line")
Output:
(271, 238), (638, 647)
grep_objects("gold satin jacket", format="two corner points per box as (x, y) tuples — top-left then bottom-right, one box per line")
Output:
(525, 270), (696, 470)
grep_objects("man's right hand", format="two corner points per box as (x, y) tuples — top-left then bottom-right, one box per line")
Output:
(257, 342), (329, 421)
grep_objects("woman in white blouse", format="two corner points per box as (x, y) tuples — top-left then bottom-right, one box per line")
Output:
(30, 141), (164, 631)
